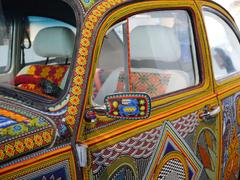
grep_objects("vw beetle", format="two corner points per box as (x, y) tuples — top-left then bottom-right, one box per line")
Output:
(0, 0), (239, 179)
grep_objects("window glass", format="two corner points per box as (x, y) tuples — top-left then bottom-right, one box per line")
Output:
(0, 6), (11, 74)
(0, 0), (77, 101)
(93, 10), (199, 105)
(212, 0), (240, 29)
(15, 16), (76, 97)
(203, 10), (240, 80)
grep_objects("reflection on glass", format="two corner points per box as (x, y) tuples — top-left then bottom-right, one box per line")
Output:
(93, 10), (199, 105)
(0, 5), (11, 73)
(204, 10), (240, 80)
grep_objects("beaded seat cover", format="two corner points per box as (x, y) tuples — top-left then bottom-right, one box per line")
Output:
(116, 71), (171, 98)
(17, 65), (68, 94)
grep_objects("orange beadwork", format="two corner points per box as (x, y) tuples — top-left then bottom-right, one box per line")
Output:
(0, 129), (54, 163)
(66, 0), (126, 132)
(0, 108), (28, 122)
(116, 72), (171, 98)
(224, 128), (240, 179)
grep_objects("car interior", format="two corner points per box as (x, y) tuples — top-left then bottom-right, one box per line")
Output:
(93, 11), (199, 105)
(0, 1), (199, 108)
(0, 0), (78, 101)
(15, 26), (75, 98)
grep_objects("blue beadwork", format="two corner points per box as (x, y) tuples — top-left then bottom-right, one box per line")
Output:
(119, 99), (140, 116)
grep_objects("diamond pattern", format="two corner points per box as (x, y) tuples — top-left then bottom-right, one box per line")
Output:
(116, 72), (171, 98)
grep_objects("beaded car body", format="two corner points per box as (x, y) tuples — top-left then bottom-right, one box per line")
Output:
(0, 0), (239, 179)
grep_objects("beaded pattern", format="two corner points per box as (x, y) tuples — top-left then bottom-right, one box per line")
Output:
(0, 128), (54, 163)
(66, 0), (126, 131)
(0, 100), (56, 164)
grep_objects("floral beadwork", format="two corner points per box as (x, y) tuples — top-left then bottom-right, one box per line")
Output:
(0, 129), (54, 163)
(66, 0), (126, 132)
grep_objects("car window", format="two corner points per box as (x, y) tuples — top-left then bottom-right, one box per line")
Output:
(0, 8), (11, 74)
(213, 0), (240, 29)
(93, 10), (200, 105)
(203, 10), (240, 81)
(0, 0), (77, 101)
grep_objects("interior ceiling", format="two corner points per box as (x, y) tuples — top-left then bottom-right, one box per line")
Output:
(2, 0), (76, 25)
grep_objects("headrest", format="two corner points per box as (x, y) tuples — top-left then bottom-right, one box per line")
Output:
(33, 27), (75, 58)
(130, 25), (181, 62)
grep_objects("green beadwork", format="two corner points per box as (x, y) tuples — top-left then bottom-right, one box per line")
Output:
(81, 0), (96, 10)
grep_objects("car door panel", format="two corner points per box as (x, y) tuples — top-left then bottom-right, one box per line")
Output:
(79, 1), (221, 179)
(200, 2), (240, 179)
(1, 0), (239, 179)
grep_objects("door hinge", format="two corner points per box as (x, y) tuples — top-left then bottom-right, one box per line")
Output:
(76, 144), (88, 167)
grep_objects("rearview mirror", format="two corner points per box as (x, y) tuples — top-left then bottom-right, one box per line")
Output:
(104, 93), (151, 120)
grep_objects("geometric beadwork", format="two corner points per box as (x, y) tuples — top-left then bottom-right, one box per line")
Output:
(172, 112), (199, 138)
(110, 165), (136, 179)
(0, 148), (76, 179)
(17, 160), (71, 179)
(67, 0), (127, 134)
(222, 95), (240, 179)
(196, 129), (217, 179)
(116, 72), (171, 98)
(144, 121), (203, 179)
(81, 0), (95, 10)
(92, 126), (161, 176)
(0, 128), (55, 164)
(0, 100), (56, 164)
(158, 158), (186, 180)
(105, 93), (151, 120)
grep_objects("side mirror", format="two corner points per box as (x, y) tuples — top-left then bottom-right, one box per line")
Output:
(104, 93), (151, 120)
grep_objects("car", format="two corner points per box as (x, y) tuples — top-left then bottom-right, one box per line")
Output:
(0, 0), (239, 179)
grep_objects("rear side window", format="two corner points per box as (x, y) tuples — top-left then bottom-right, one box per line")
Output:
(203, 10), (240, 81)
(93, 10), (200, 105)
(0, 10), (11, 74)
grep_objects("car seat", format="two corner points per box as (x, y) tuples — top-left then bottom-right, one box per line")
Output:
(15, 27), (75, 96)
(94, 25), (190, 105)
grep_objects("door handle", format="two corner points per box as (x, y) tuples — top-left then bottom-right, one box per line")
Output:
(199, 106), (220, 121)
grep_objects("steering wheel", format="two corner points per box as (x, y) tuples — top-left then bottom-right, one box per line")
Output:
(15, 74), (62, 98)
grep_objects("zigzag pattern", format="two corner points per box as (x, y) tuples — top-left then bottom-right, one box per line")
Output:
(92, 112), (199, 174)
(93, 127), (161, 174)
(172, 112), (199, 138)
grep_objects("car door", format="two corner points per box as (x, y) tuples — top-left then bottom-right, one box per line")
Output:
(75, 1), (221, 179)
(0, 0), (82, 179)
(200, 1), (240, 179)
